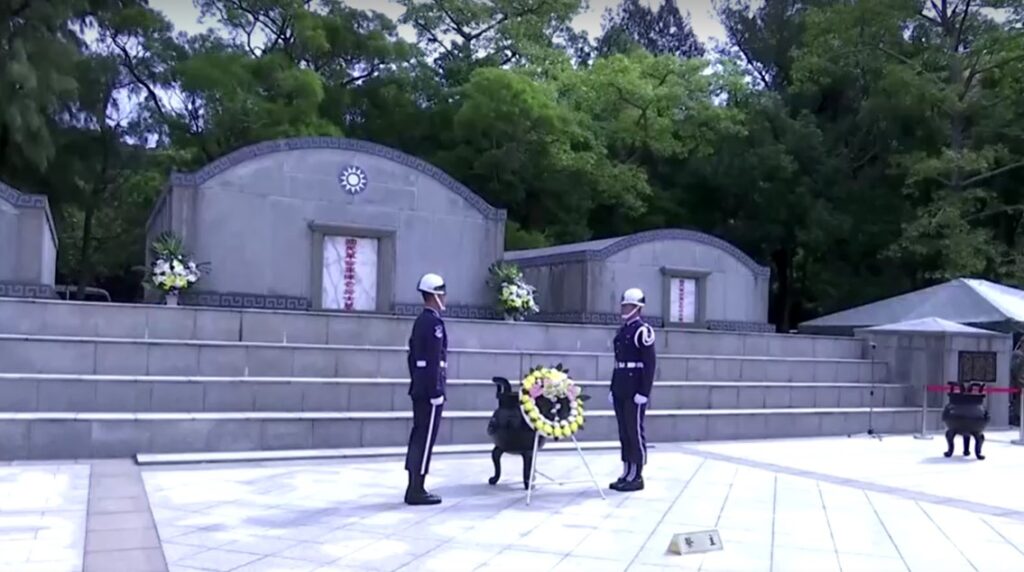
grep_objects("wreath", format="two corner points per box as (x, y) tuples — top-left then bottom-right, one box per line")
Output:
(519, 364), (586, 439)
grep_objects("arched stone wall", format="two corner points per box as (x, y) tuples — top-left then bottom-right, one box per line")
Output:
(508, 230), (772, 331)
(147, 138), (506, 313)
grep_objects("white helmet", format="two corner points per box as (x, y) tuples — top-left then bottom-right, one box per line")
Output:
(621, 288), (645, 307)
(417, 273), (446, 295)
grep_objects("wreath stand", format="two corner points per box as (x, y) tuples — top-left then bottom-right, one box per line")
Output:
(525, 430), (606, 506)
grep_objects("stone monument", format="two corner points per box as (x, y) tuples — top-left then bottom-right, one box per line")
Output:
(0, 180), (57, 299)
(146, 137), (507, 315)
(505, 229), (772, 331)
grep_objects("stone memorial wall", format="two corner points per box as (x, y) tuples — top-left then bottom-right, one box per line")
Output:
(505, 229), (772, 331)
(146, 137), (507, 315)
(0, 180), (57, 299)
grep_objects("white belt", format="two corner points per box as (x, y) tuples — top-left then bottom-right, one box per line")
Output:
(415, 361), (447, 368)
(616, 362), (643, 369)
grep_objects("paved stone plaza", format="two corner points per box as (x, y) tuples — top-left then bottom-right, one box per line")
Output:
(2, 433), (1024, 571)
(0, 464), (89, 572)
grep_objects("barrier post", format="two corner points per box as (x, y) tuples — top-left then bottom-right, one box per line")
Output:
(913, 384), (933, 440)
(1013, 388), (1024, 446)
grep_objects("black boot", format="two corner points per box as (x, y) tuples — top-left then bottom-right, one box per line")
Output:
(609, 463), (630, 489)
(616, 477), (645, 492)
(404, 472), (441, 506)
(615, 465), (645, 492)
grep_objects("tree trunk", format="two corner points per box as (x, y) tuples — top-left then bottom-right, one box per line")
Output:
(771, 247), (794, 332)
(0, 128), (9, 172)
(946, 9), (966, 191)
(74, 198), (96, 301)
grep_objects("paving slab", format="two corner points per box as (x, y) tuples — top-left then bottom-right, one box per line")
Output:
(138, 435), (1024, 571)
(684, 429), (1024, 519)
(0, 464), (89, 572)
(6, 433), (1024, 571)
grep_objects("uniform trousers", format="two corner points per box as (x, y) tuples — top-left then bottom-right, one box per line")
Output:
(613, 395), (647, 466)
(405, 399), (444, 475)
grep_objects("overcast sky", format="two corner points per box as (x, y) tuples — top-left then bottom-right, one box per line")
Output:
(147, 0), (726, 44)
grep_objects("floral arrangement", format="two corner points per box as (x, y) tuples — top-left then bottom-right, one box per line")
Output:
(488, 262), (539, 321)
(146, 232), (206, 293)
(519, 364), (587, 440)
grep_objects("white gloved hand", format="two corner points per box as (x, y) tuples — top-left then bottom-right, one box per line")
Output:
(607, 392), (614, 405)
(634, 394), (649, 405)
(430, 396), (445, 406)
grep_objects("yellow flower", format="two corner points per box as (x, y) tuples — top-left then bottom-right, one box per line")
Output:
(529, 410), (539, 420)
(570, 421), (579, 432)
(520, 394), (530, 404)
(553, 428), (563, 438)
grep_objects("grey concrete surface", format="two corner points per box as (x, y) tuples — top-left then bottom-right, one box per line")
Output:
(0, 335), (887, 382)
(146, 139), (505, 310)
(0, 180), (58, 295)
(0, 298), (865, 358)
(83, 460), (168, 572)
(0, 408), (935, 460)
(0, 375), (910, 413)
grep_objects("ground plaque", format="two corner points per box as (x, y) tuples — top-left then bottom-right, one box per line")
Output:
(668, 529), (725, 555)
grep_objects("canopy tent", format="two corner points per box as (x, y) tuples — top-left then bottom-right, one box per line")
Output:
(857, 317), (996, 336)
(799, 278), (1024, 335)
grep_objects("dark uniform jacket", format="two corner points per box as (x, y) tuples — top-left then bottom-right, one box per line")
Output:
(408, 308), (447, 400)
(611, 318), (657, 399)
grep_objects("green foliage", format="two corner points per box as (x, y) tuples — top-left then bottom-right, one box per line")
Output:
(596, 0), (704, 59)
(5, 0), (1024, 329)
(0, 0), (88, 169)
(505, 221), (549, 250)
(487, 261), (524, 288)
(487, 261), (538, 319)
(150, 232), (187, 260)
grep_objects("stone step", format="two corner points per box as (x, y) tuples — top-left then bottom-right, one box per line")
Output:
(0, 374), (910, 413)
(0, 408), (937, 460)
(135, 441), (625, 466)
(0, 335), (888, 382)
(0, 298), (865, 358)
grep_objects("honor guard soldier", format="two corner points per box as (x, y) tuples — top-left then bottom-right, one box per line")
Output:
(609, 287), (656, 492)
(404, 273), (448, 505)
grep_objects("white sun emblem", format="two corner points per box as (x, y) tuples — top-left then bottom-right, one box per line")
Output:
(338, 166), (368, 195)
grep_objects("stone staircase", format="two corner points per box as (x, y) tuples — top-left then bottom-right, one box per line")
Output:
(0, 298), (928, 460)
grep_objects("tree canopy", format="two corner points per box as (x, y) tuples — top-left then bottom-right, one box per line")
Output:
(3, 0), (1024, 329)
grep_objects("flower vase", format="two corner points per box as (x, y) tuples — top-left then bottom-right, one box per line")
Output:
(503, 313), (516, 323)
(165, 292), (179, 307)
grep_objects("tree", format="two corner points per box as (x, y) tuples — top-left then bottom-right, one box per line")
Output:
(596, 0), (704, 59)
(436, 67), (645, 245)
(397, 0), (585, 85)
(50, 4), (175, 300)
(0, 0), (88, 171)
(795, 0), (1024, 282)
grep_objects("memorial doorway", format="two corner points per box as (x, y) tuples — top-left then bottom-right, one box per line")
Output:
(310, 223), (396, 313)
(322, 235), (379, 311)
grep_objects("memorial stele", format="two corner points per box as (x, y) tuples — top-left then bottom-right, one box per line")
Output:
(0, 179), (57, 299)
(141, 136), (771, 330)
